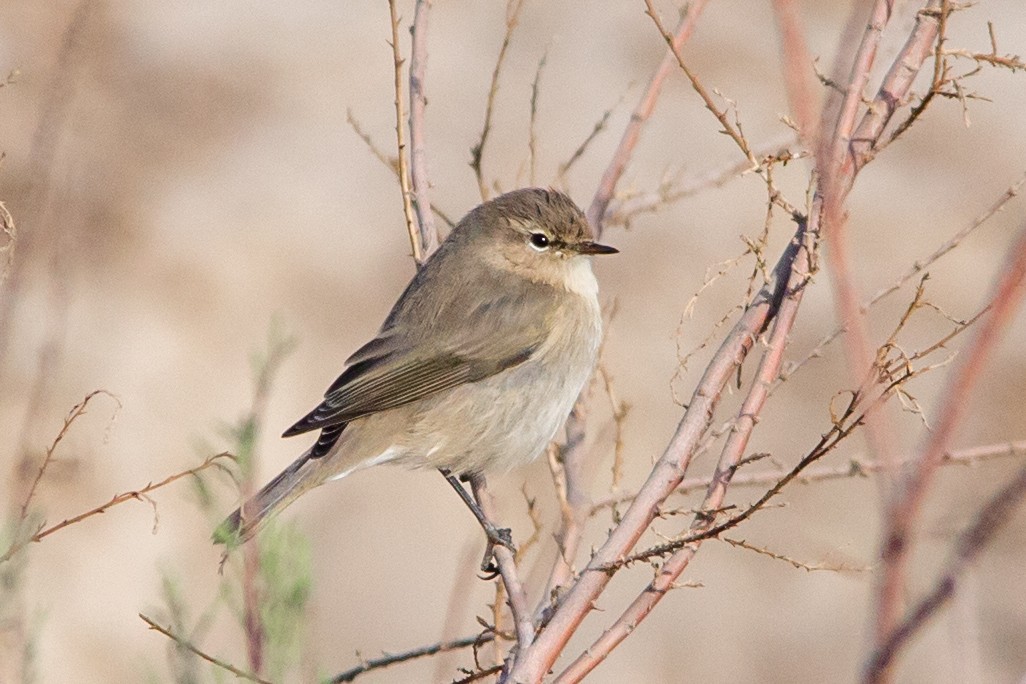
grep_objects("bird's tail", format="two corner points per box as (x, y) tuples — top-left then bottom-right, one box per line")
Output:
(215, 453), (317, 545)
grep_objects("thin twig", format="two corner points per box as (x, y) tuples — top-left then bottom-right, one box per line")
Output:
(1, 452), (235, 564)
(346, 109), (456, 228)
(602, 135), (798, 228)
(771, 0), (819, 145)
(871, 218), (1026, 683)
(19, 389), (121, 519)
(865, 464), (1026, 680)
(587, 0), (711, 233)
(469, 0), (526, 201)
(527, 49), (548, 187)
(409, 0), (440, 258)
(139, 613), (272, 684)
(591, 439), (1026, 511)
(328, 633), (496, 683)
(386, 0), (423, 265)
(468, 475), (535, 656)
(781, 171), (1026, 385)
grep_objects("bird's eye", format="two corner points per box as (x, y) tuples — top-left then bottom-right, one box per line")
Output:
(529, 233), (550, 250)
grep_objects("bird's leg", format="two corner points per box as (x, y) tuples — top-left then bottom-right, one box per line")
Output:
(439, 469), (516, 576)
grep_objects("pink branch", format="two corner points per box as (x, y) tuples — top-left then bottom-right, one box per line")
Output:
(771, 0), (819, 144)
(586, 0), (710, 235)
(869, 219), (1026, 683)
(534, 0), (712, 628)
(409, 0), (440, 258)
(555, 210), (816, 682)
(510, 224), (809, 683)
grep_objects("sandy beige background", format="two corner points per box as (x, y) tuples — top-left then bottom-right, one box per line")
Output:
(2, 1), (1026, 682)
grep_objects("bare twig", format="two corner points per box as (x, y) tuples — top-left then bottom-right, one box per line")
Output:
(1, 452), (235, 564)
(591, 439), (1026, 511)
(871, 218), (1026, 682)
(587, 0), (710, 233)
(469, 0), (526, 201)
(19, 389), (121, 520)
(386, 0), (423, 265)
(723, 537), (870, 573)
(781, 171), (1026, 385)
(865, 464), (1026, 680)
(602, 135), (798, 228)
(409, 0), (440, 258)
(140, 613), (272, 684)
(771, 0), (819, 144)
(644, 0), (800, 218)
(512, 208), (811, 683)
(527, 49), (548, 187)
(468, 475), (535, 655)
(328, 632), (496, 683)
(346, 109), (456, 228)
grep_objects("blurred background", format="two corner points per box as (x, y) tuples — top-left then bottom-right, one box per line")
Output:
(1, 1), (1025, 682)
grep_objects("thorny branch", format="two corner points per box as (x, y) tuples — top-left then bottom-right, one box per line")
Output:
(18, 389), (121, 520)
(1, 452), (235, 564)
(386, 0), (423, 265)
(865, 464), (1026, 680)
(140, 613), (272, 684)
(408, 0), (441, 257)
(328, 632), (497, 683)
(587, 0), (711, 233)
(871, 218), (1026, 683)
(469, 0), (526, 201)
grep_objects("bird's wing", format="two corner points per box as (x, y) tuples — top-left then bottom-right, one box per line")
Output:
(282, 285), (553, 437)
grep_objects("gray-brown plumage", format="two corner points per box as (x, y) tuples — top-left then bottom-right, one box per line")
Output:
(218, 188), (616, 543)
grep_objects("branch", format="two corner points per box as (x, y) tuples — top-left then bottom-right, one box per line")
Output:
(511, 211), (811, 683)
(643, 0), (800, 218)
(386, 0), (423, 265)
(591, 439), (1026, 510)
(781, 171), (1026, 384)
(408, 0), (440, 258)
(771, 0), (819, 144)
(865, 464), (1026, 680)
(139, 613), (272, 684)
(1, 452), (235, 564)
(18, 389), (121, 520)
(469, 476), (535, 657)
(328, 633), (496, 683)
(554, 210), (816, 681)
(533, 0), (713, 637)
(346, 109), (456, 228)
(871, 218), (1026, 681)
(469, 0), (526, 201)
(586, 0), (710, 234)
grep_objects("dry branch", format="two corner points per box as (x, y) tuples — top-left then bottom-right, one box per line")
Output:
(1, 452), (235, 564)
(586, 0), (710, 233)
(386, 0), (423, 265)
(329, 632), (496, 683)
(470, 0), (526, 201)
(871, 218), (1026, 681)
(865, 464), (1026, 680)
(140, 613), (272, 684)
(409, 0), (440, 257)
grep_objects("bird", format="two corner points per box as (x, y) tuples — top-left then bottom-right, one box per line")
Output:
(218, 188), (617, 544)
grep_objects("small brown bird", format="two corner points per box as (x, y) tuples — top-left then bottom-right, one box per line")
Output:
(219, 188), (616, 543)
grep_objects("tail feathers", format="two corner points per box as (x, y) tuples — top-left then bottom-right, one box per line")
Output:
(215, 454), (314, 546)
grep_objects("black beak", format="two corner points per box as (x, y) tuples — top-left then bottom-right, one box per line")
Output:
(576, 241), (619, 255)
